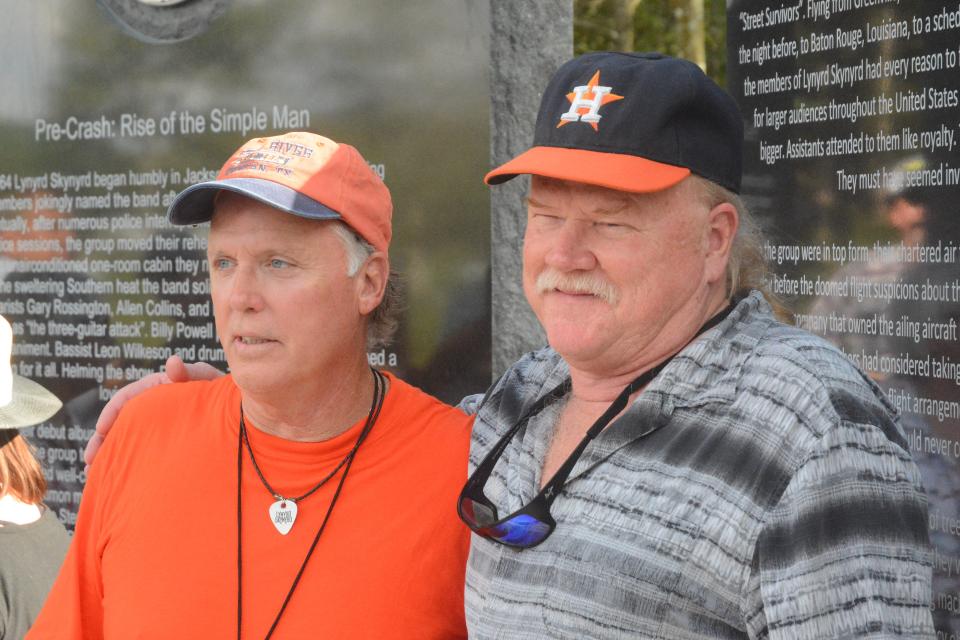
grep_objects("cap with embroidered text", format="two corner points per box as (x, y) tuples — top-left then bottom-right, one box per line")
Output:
(167, 131), (392, 253)
(485, 52), (743, 194)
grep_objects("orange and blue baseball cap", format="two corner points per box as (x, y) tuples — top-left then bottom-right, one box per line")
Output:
(168, 131), (392, 253)
(485, 52), (743, 194)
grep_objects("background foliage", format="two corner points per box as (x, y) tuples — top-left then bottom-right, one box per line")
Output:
(574, 0), (726, 86)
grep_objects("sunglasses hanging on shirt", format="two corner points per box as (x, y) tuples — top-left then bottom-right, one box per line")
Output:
(458, 301), (735, 548)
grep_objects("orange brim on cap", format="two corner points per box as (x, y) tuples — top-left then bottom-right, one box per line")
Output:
(484, 146), (691, 194)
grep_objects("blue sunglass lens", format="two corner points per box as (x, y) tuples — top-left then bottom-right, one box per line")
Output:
(485, 513), (551, 547)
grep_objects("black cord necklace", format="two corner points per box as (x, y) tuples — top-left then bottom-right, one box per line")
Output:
(236, 368), (385, 640)
(240, 404), (362, 535)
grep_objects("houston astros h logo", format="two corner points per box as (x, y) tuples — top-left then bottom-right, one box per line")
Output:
(557, 70), (623, 131)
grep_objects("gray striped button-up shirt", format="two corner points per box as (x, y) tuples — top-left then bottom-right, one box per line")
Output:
(463, 291), (933, 639)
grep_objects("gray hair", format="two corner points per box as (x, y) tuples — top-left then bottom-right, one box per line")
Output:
(330, 223), (402, 348)
(686, 175), (771, 300)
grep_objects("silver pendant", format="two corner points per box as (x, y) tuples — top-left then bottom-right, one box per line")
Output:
(269, 499), (298, 535)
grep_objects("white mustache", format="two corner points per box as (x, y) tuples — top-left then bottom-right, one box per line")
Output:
(536, 269), (619, 305)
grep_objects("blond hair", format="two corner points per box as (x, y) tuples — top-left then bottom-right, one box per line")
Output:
(0, 431), (47, 505)
(687, 175), (792, 319)
(684, 175), (769, 298)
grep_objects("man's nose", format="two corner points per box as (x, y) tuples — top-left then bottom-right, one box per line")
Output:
(544, 221), (597, 272)
(228, 266), (265, 312)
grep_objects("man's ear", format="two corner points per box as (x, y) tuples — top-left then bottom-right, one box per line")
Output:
(703, 202), (739, 285)
(356, 252), (389, 316)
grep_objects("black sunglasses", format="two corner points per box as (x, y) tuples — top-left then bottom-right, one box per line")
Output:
(458, 358), (669, 548)
(458, 302), (735, 548)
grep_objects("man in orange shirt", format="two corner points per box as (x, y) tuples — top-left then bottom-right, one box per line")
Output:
(28, 132), (471, 639)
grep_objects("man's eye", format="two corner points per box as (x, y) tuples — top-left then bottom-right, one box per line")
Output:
(270, 259), (289, 269)
(596, 221), (629, 234)
(532, 214), (562, 225)
(213, 258), (233, 270)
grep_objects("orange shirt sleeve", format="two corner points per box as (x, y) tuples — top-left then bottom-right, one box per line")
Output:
(26, 412), (126, 639)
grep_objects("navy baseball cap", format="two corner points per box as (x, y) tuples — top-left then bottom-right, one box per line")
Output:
(485, 52), (743, 194)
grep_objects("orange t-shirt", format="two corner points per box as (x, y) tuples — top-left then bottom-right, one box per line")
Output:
(29, 373), (472, 639)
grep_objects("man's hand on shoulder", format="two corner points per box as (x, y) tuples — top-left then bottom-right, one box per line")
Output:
(84, 355), (224, 465)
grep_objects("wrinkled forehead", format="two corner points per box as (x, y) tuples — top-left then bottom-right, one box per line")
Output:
(528, 176), (636, 212)
(528, 175), (699, 218)
(530, 175), (635, 199)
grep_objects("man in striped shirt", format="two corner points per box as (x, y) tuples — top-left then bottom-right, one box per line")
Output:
(460, 52), (934, 638)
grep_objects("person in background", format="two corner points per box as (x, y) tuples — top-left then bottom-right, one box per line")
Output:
(0, 313), (68, 639)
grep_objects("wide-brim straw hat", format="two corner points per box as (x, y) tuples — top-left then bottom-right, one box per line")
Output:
(1, 314), (61, 429)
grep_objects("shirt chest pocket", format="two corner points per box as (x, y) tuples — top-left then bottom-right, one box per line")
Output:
(538, 486), (703, 639)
